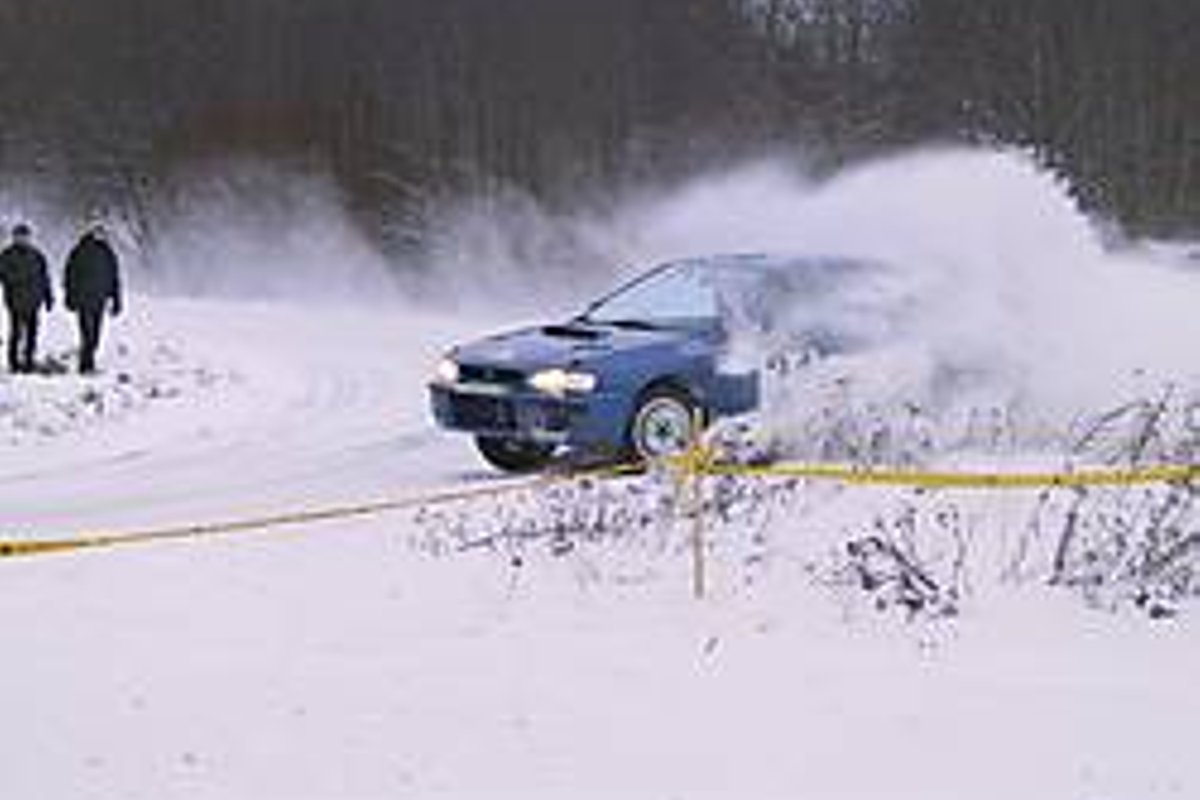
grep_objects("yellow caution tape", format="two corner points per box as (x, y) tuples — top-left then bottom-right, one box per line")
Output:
(0, 468), (600, 560)
(0, 538), (100, 557)
(1, 453), (1195, 560)
(700, 461), (1200, 488)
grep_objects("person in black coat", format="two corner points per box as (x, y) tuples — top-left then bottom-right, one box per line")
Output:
(0, 223), (53, 374)
(64, 223), (122, 374)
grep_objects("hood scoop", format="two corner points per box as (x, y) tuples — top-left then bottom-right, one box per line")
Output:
(540, 323), (606, 340)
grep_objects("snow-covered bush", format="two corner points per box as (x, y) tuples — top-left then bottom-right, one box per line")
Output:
(407, 388), (1200, 621)
(1068, 387), (1200, 466)
(1015, 483), (1200, 618)
(826, 495), (969, 620)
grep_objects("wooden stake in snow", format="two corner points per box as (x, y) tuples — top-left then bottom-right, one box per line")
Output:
(688, 407), (708, 600)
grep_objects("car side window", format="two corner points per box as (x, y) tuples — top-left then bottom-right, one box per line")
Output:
(589, 263), (719, 326)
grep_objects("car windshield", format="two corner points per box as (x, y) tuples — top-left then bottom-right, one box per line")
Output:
(580, 260), (720, 329)
(579, 254), (888, 345)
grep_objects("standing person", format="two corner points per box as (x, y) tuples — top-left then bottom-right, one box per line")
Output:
(0, 223), (53, 374)
(64, 223), (122, 374)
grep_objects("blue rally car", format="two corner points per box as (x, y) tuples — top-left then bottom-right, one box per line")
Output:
(429, 253), (878, 471)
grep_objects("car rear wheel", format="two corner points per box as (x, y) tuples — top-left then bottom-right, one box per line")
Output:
(626, 385), (704, 463)
(475, 436), (556, 473)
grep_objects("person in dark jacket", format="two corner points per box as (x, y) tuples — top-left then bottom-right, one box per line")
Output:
(64, 223), (122, 374)
(0, 223), (53, 374)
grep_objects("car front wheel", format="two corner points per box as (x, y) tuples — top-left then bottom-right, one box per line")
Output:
(475, 436), (556, 473)
(627, 385), (704, 463)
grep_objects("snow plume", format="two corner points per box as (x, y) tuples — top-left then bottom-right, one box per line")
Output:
(617, 148), (1200, 458)
(412, 188), (629, 320)
(421, 147), (1200, 454)
(141, 160), (399, 303)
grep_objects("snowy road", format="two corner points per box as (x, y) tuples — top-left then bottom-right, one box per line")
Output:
(0, 297), (487, 536)
(0, 294), (1196, 800)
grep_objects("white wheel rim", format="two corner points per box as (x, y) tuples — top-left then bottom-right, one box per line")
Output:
(633, 397), (695, 459)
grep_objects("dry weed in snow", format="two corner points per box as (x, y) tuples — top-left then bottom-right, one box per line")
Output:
(407, 396), (1200, 623)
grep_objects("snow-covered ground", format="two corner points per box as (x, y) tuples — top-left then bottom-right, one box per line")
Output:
(0, 297), (485, 535)
(2, 148), (1197, 799)
(0, 291), (1195, 800)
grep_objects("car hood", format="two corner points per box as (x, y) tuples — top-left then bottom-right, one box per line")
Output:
(451, 321), (696, 372)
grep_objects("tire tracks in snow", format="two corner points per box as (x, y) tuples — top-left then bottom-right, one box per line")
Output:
(0, 299), (484, 537)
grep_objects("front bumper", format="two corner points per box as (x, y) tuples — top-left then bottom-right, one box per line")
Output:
(429, 383), (626, 447)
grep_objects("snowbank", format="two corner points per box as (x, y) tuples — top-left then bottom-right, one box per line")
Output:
(0, 336), (234, 447)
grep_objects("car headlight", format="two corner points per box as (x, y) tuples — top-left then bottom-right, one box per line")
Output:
(528, 367), (598, 396)
(433, 357), (460, 385)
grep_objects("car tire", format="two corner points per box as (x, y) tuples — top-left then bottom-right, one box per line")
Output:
(626, 384), (705, 463)
(475, 436), (555, 473)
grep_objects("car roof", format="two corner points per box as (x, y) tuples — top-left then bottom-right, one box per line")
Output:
(670, 252), (887, 293)
(679, 252), (882, 273)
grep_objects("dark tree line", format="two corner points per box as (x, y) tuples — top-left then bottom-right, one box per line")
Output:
(0, 0), (1194, 261)
(890, 0), (1200, 235)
